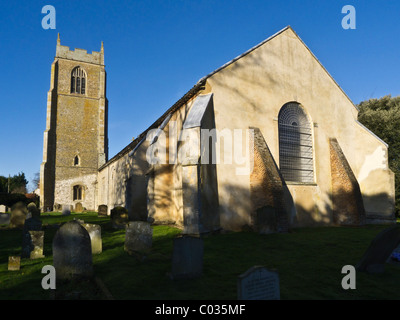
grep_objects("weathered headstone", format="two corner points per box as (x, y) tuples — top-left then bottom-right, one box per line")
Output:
(62, 205), (72, 216)
(9, 209), (27, 229)
(22, 217), (43, 258)
(171, 236), (203, 280)
(52, 220), (93, 280)
(75, 202), (83, 213)
(8, 256), (21, 271)
(29, 231), (45, 259)
(98, 204), (108, 216)
(124, 222), (153, 254)
(27, 203), (40, 219)
(11, 202), (28, 214)
(110, 206), (129, 229)
(356, 225), (400, 273)
(82, 223), (102, 254)
(0, 205), (6, 213)
(237, 266), (280, 300)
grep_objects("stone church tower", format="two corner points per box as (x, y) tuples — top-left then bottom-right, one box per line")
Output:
(40, 34), (108, 211)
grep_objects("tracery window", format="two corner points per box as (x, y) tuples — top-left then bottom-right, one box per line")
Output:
(73, 185), (83, 201)
(71, 66), (87, 94)
(278, 102), (314, 183)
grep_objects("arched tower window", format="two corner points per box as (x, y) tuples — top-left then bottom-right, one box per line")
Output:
(278, 102), (314, 183)
(73, 185), (83, 201)
(71, 66), (87, 94)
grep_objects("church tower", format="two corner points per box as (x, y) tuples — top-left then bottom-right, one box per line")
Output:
(40, 34), (108, 211)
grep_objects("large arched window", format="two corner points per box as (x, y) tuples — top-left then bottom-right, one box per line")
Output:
(278, 102), (314, 183)
(71, 66), (87, 94)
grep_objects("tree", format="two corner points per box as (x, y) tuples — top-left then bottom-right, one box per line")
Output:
(0, 176), (7, 193)
(31, 172), (40, 192)
(357, 95), (400, 216)
(0, 172), (28, 194)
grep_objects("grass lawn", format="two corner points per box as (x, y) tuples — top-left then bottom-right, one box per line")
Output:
(0, 212), (399, 300)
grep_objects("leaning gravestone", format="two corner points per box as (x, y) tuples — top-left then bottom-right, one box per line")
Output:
(124, 222), (153, 254)
(237, 266), (280, 300)
(22, 217), (43, 258)
(81, 223), (102, 254)
(171, 236), (203, 280)
(52, 220), (93, 280)
(98, 205), (108, 216)
(356, 225), (400, 273)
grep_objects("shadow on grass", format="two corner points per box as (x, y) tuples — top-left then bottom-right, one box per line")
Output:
(1, 212), (399, 300)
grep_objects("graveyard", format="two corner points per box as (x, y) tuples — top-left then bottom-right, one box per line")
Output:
(0, 209), (399, 300)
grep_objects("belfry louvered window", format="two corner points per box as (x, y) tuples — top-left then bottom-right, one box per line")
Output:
(71, 66), (87, 94)
(278, 102), (314, 183)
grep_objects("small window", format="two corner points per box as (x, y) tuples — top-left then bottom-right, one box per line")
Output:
(73, 185), (83, 201)
(71, 66), (87, 94)
(74, 156), (79, 166)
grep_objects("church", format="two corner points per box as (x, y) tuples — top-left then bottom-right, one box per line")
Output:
(40, 26), (395, 233)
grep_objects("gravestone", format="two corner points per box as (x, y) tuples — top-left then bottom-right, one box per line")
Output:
(82, 223), (102, 254)
(356, 225), (400, 273)
(75, 202), (83, 213)
(124, 222), (152, 254)
(237, 266), (280, 300)
(98, 205), (108, 216)
(8, 256), (21, 271)
(0, 205), (6, 213)
(9, 209), (27, 229)
(22, 217), (43, 258)
(110, 206), (129, 229)
(171, 236), (203, 280)
(27, 203), (40, 218)
(62, 205), (72, 216)
(11, 202), (28, 214)
(52, 220), (93, 280)
(29, 231), (45, 259)
(0, 213), (10, 225)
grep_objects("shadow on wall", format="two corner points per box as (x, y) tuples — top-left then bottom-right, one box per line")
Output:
(218, 181), (395, 232)
(106, 166), (395, 233)
(108, 146), (395, 232)
(290, 187), (395, 229)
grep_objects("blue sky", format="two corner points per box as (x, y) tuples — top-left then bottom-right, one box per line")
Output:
(1, 0), (400, 191)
